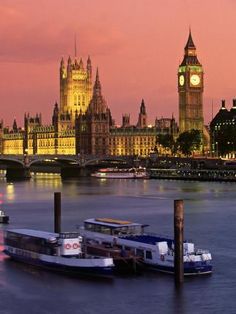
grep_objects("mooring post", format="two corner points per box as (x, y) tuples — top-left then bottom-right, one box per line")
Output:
(54, 192), (61, 233)
(174, 199), (184, 285)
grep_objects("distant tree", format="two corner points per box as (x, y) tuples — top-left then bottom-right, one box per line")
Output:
(157, 134), (175, 154)
(177, 129), (201, 156)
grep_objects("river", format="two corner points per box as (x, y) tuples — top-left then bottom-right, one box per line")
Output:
(0, 174), (235, 314)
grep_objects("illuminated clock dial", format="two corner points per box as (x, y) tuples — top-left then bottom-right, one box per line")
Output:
(190, 74), (200, 86)
(179, 75), (185, 86)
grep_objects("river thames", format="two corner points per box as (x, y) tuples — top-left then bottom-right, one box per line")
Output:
(0, 174), (235, 314)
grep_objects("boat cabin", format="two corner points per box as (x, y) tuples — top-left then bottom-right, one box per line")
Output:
(83, 218), (147, 236)
(4, 229), (83, 256)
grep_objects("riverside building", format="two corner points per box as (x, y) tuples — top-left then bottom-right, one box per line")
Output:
(210, 99), (236, 158)
(0, 51), (178, 157)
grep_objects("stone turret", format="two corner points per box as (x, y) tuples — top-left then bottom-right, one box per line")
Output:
(87, 56), (92, 79)
(122, 114), (130, 127)
(76, 68), (111, 156)
(12, 119), (18, 133)
(87, 68), (108, 114)
(60, 54), (93, 123)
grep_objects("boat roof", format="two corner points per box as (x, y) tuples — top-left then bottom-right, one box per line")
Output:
(84, 218), (143, 228)
(6, 229), (59, 240)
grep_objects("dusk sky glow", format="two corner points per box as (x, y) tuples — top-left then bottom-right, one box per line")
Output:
(0, 0), (236, 127)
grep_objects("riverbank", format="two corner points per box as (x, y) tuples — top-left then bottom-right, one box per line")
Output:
(149, 168), (236, 182)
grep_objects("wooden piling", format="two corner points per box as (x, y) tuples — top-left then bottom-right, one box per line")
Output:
(174, 199), (184, 285)
(54, 192), (61, 233)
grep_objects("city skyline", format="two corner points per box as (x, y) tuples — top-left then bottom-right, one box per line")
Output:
(0, 0), (236, 126)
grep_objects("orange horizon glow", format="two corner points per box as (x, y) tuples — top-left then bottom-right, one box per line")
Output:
(0, 0), (236, 127)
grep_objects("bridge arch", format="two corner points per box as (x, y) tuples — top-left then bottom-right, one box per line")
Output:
(0, 157), (25, 167)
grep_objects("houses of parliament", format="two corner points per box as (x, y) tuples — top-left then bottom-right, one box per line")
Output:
(0, 31), (205, 157)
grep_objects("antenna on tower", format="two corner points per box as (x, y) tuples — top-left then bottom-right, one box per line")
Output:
(74, 34), (77, 58)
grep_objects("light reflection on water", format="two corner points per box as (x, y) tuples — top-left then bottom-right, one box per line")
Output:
(0, 176), (236, 314)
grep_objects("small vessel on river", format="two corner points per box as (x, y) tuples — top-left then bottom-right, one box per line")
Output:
(84, 240), (143, 274)
(79, 218), (213, 276)
(91, 167), (148, 179)
(3, 229), (114, 277)
(0, 210), (9, 224)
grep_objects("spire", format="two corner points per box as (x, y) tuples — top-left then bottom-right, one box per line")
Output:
(185, 29), (196, 50)
(79, 58), (84, 70)
(87, 55), (92, 78)
(140, 99), (146, 114)
(13, 119), (17, 132)
(180, 30), (201, 66)
(88, 68), (108, 114)
(93, 68), (102, 95)
(87, 55), (91, 64)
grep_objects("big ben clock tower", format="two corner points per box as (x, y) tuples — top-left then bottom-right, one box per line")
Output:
(178, 31), (204, 134)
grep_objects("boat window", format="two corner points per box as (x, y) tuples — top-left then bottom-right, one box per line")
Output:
(59, 232), (79, 239)
(85, 223), (112, 235)
(84, 223), (95, 231)
(145, 250), (152, 260)
(136, 249), (144, 258)
(100, 226), (112, 235)
(5, 231), (57, 256)
(112, 229), (121, 235)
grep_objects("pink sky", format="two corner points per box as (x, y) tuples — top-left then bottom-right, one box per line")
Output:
(0, 0), (236, 127)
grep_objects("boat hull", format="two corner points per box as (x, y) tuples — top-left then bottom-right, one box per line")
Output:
(3, 249), (114, 278)
(92, 174), (147, 179)
(145, 262), (212, 275)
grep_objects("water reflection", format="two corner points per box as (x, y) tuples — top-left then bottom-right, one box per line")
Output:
(0, 175), (235, 314)
(6, 183), (15, 202)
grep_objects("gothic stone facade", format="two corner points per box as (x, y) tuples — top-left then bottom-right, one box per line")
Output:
(1, 56), (177, 157)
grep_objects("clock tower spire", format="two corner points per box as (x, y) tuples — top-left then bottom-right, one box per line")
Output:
(178, 30), (204, 135)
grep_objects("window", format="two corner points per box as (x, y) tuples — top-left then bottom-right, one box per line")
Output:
(145, 250), (152, 260)
(136, 249), (144, 258)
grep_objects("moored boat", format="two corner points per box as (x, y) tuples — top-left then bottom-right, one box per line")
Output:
(84, 240), (144, 274)
(0, 210), (9, 224)
(91, 167), (148, 179)
(3, 229), (114, 278)
(79, 218), (213, 276)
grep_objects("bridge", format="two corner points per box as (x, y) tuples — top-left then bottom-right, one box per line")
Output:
(0, 154), (135, 179)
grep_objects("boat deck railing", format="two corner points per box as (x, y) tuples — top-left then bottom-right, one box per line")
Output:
(121, 232), (193, 246)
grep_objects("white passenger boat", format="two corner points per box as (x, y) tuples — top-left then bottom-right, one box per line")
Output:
(3, 229), (114, 277)
(91, 167), (148, 179)
(79, 218), (213, 276)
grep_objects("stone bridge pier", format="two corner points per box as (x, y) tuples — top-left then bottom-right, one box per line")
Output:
(2, 154), (31, 180)
(6, 166), (31, 180)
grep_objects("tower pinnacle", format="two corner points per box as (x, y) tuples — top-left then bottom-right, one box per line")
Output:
(181, 30), (200, 65)
(94, 68), (102, 95)
(185, 29), (196, 51)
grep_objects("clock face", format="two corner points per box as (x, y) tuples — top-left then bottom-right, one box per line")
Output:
(190, 74), (201, 86)
(179, 75), (185, 86)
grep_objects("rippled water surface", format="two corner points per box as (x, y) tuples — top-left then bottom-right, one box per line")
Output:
(0, 175), (236, 314)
